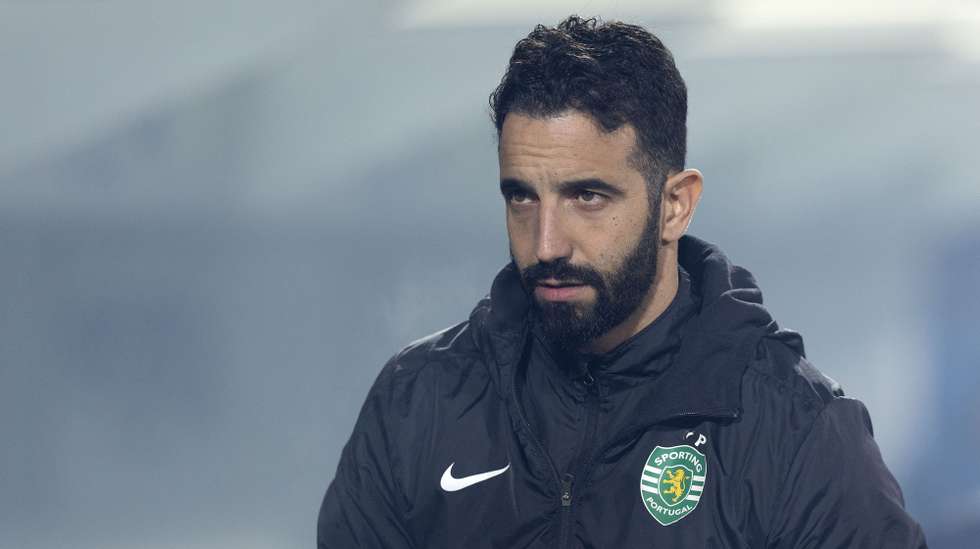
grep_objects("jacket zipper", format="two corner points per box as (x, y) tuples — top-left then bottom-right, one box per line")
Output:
(507, 330), (738, 546)
(559, 404), (740, 547)
(506, 331), (567, 529)
(558, 368), (600, 549)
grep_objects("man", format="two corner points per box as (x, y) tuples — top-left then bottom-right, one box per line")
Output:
(317, 15), (927, 548)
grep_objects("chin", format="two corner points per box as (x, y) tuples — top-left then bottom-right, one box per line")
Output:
(535, 297), (594, 318)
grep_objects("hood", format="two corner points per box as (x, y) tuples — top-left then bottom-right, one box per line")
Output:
(679, 234), (804, 356)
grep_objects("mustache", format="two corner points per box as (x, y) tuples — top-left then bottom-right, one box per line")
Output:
(519, 258), (605, 289)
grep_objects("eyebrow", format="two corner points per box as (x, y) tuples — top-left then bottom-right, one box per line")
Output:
(499, 177), (626, 198)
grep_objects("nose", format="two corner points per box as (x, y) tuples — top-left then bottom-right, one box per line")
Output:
(535, 203), (572, 264)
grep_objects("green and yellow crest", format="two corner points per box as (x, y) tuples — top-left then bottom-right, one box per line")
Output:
(640, 444), (707, 526)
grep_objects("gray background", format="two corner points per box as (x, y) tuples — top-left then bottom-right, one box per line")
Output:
(2, 1), (978, 547)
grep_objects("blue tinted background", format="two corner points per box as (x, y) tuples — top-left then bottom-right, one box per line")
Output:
(2, 2), (977, 547)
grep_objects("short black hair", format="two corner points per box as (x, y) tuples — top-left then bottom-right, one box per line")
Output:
(490, 15), (687, 193)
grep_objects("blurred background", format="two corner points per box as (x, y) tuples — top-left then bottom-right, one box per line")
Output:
(1, 1), (977, 547)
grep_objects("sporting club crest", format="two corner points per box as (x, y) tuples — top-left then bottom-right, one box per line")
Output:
(640, 444), (707, 526)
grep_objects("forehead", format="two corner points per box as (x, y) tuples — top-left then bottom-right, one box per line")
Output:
(498, 111), (641, 180)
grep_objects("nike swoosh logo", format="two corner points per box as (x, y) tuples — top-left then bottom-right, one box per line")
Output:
(440, 462), (510, 492)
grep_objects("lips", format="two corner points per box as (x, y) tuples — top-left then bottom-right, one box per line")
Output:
(534, 281), (589, 301)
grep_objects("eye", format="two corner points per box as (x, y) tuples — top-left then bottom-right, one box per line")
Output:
(506, 190), (534, 205)
(576, 190), (606, 207)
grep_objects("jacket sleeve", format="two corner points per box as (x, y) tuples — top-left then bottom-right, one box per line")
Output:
(765, 397), (928, 548)
(317, 367), (416, 549)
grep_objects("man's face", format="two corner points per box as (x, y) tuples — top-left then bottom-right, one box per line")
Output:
(498, 110), (661, 351)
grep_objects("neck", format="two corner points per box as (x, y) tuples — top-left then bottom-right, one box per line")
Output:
(582, 245), (679, 355)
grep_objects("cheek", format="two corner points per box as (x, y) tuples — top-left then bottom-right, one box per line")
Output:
(587, 218), (642, 268)
(506, 217), (533, 259)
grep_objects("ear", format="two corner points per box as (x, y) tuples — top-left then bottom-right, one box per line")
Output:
(660, 168), (703, 243)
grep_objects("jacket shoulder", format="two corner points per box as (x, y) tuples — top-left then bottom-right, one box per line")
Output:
(367, 317), (496, 424)
(734, 333), (847, 489)
(747, 343), (927, 547)
(736, 333), (847, 462)
(729, 334), (860, 539)
(382, 318), (484, 379)
(744, 331), (844, 411)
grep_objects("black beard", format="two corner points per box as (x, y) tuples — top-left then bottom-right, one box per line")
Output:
(516, 207), (661, 353)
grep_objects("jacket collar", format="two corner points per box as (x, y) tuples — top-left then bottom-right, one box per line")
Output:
(472, 234), (786, 427)
(639, 234), (780, 422)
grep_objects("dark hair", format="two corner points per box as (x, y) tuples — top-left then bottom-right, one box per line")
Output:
(489, 15), (687, 194)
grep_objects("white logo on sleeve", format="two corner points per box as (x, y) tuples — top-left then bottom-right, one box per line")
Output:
(440, 462), (510, 492)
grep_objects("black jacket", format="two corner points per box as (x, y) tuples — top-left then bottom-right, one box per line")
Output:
(317, 235), (927, 548)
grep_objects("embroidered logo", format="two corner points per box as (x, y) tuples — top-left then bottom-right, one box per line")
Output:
(440, 462), (510, 492)
(640, 444), (707, 526)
